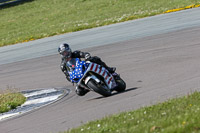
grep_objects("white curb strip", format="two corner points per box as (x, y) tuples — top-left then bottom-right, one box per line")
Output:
(0, 88), (65, 121)
(23, 88), (57, 97)
(22, 95), (61, 107)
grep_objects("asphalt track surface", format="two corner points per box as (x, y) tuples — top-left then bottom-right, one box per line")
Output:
(1, 8), (200, 133)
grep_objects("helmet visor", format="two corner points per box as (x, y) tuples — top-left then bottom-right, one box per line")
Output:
(61, 51), (71, 58)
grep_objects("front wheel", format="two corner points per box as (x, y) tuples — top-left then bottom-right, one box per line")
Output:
(87, 79), (111, 97)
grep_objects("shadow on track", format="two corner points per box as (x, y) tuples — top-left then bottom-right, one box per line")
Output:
(87, 87), (139, 101)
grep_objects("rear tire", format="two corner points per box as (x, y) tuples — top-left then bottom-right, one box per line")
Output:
(115, 77), (126, 92)
(87, 79), (111, 97)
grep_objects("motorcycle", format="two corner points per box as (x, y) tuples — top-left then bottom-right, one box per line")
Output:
(66, 58), (126, 97)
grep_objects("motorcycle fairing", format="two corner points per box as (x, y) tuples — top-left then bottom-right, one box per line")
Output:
(86, 62), (117, 89)
(68, 58), (117, 90)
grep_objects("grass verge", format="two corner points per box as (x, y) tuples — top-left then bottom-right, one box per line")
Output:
(0, 92), (26, 113)
(0, 0), (200, 47)
(63, 91), (200, 133)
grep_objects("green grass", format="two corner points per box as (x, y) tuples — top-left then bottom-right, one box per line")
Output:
(0, 0), (200, 47)
(62, 92), (200, 133)
(0, 92), (26, 113)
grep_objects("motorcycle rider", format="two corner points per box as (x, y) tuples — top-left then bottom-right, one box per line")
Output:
(58, 43), (116, 96)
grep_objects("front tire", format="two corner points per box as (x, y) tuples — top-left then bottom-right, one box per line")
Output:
(87, 79), (111, 97)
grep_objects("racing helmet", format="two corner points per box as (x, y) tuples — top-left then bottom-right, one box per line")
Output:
(58, 43), (72, 58)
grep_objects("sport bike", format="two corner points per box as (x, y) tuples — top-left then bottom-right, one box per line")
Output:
(66, 58), (126, 97)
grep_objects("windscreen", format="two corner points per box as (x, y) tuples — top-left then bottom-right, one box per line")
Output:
(66, 58), (76, 72)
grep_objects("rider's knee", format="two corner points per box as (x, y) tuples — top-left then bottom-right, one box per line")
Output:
(75, 86), (89, 96)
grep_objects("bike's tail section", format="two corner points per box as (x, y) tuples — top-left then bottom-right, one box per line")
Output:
(87, 62), (117, 89)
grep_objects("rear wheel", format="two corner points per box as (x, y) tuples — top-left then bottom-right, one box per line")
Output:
(87, 79), (111, 97)
(115, 76), (126, 92)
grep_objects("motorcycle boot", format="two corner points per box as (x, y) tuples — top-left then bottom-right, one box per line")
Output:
(107, 67), (116, 74)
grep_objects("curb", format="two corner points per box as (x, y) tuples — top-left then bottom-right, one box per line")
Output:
(0, 88), (69, 121)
